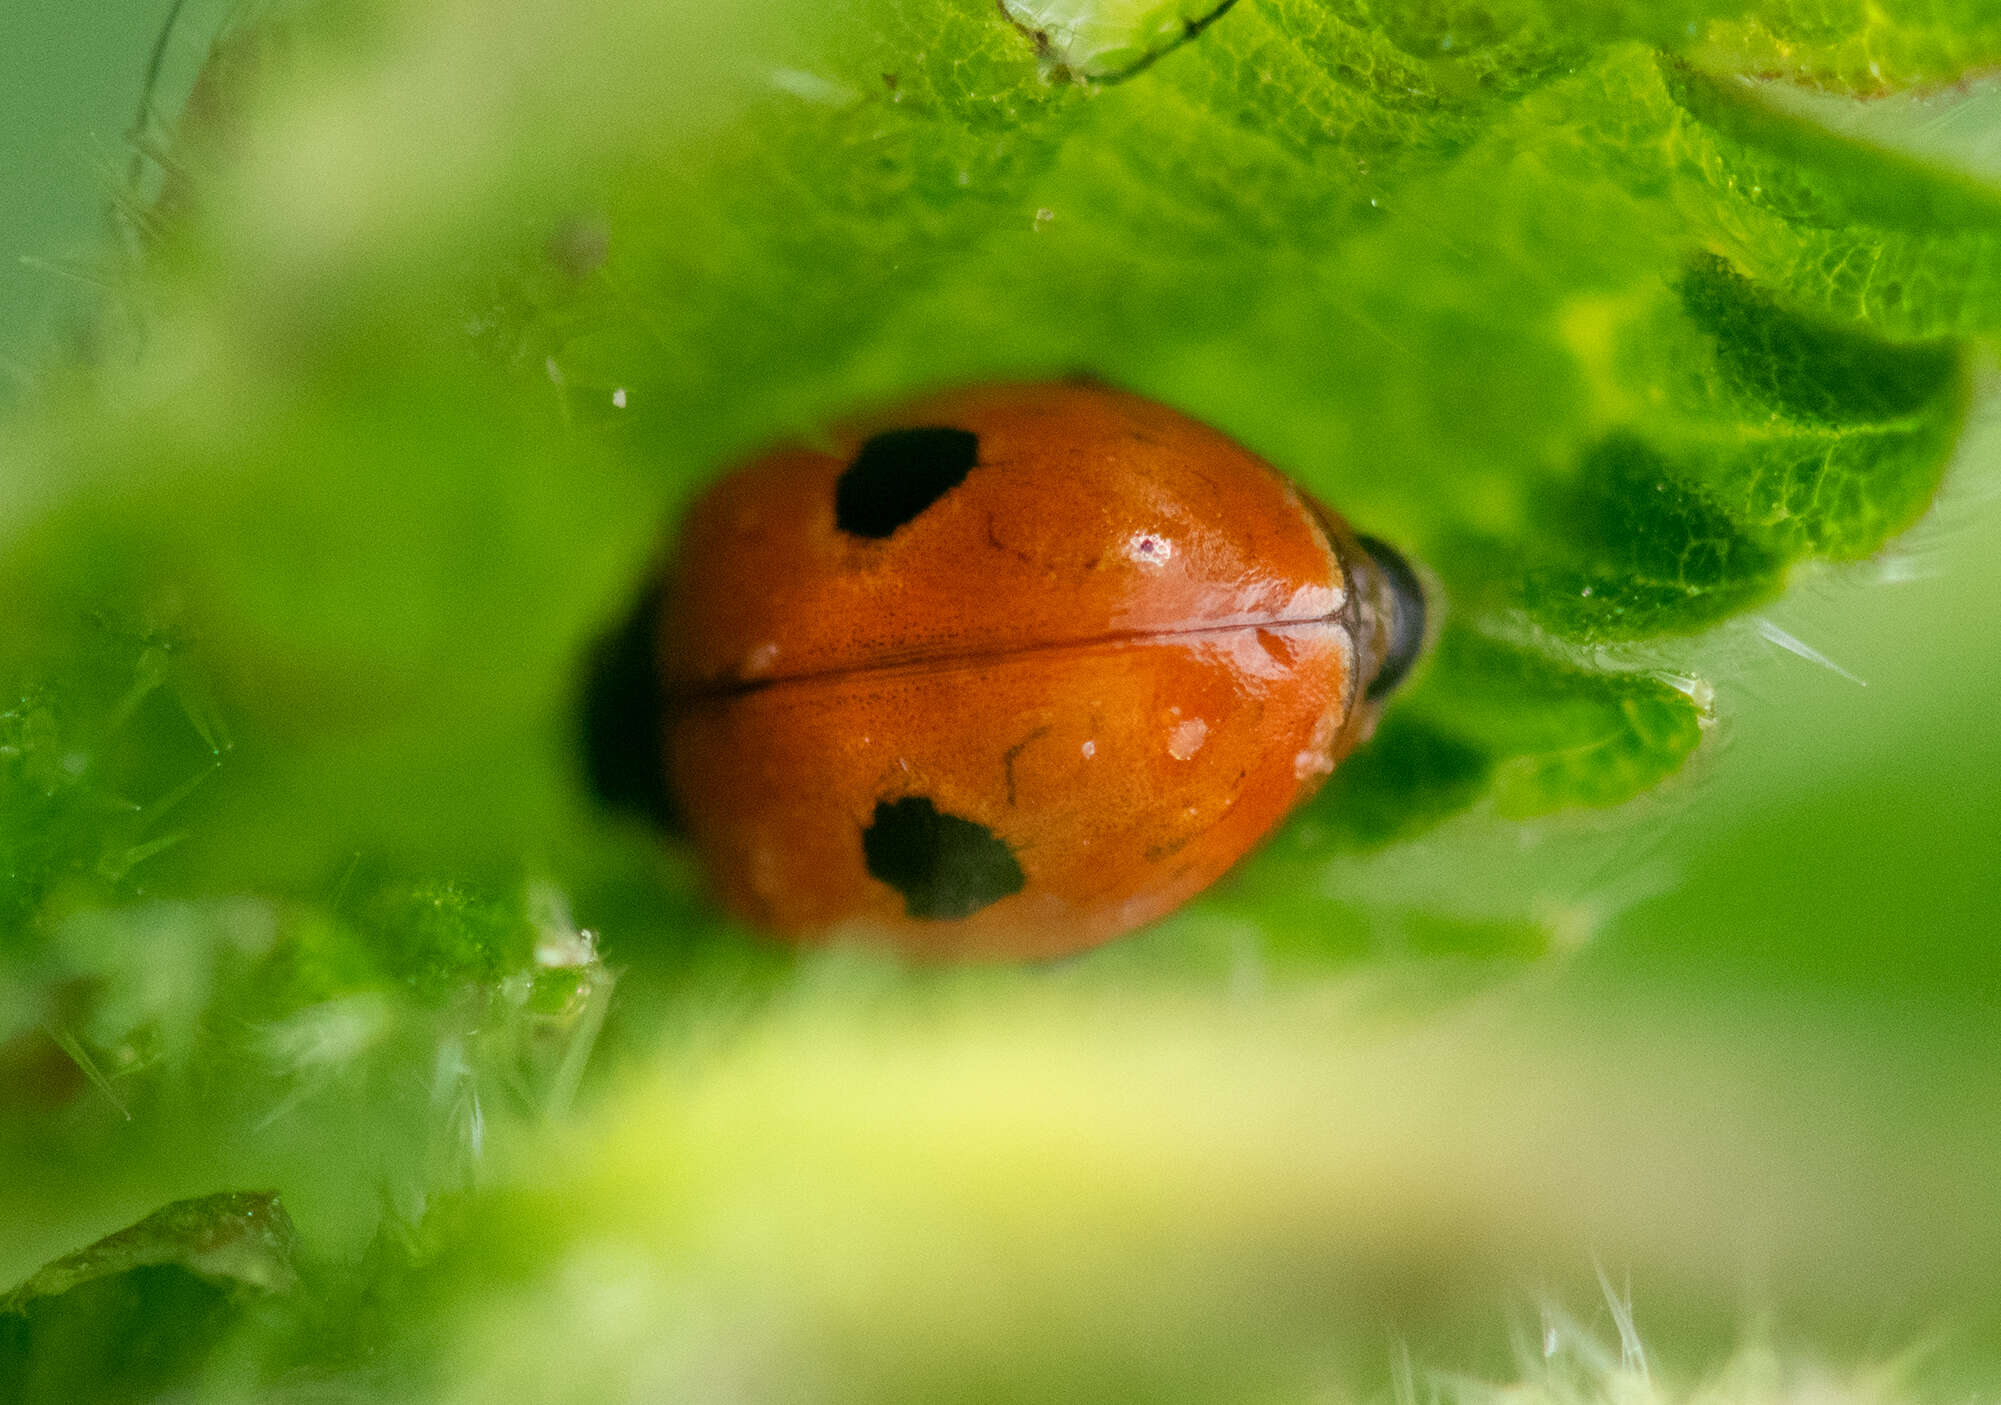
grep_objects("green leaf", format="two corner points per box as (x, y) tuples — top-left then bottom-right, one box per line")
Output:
(1273, 625), (1710, 858)
(1365, 628), (1708, 820)
(0, 1191), (299, 1405)
(1663, 60), (2001, 336)
(1697, 3), (2001, 90)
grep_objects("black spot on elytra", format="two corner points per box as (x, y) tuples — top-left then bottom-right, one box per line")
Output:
(1359, 535), (1426, 702)
(862, 796), (1024, 920)
(835, 427), (978, 538)
(580, 583), (679, 831)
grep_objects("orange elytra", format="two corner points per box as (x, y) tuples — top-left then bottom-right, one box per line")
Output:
(629, 381), (1424, 959)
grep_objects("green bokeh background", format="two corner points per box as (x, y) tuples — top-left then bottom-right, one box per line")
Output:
(6, 3), (2001, 1397)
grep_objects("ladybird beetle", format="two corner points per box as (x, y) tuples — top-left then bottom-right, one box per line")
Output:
(621, 382), (1424, 959)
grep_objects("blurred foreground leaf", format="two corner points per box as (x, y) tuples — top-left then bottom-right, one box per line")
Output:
(0, 1191), (298, 1405)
